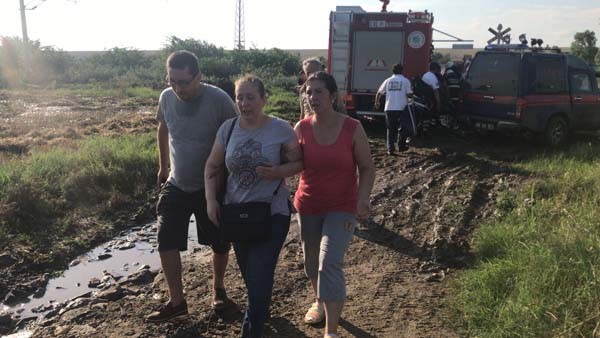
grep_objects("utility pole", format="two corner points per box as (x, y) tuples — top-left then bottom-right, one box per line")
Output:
(19, 0), (30, 78)
(234, 0), (245, 50)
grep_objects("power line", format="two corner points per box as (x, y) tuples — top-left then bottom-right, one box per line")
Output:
(25, 0), (48, 10)
(26, 0), (79, 11)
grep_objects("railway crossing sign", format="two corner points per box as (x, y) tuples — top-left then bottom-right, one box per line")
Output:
(487, 24), (511, 44)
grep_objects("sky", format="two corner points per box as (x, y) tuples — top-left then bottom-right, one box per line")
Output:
(0, 0), (599, 51)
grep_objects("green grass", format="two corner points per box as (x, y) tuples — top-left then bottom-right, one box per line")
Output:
(449, 143), (600, 337)
(266, 87), (298, 122)
(0, 133), (156, 254)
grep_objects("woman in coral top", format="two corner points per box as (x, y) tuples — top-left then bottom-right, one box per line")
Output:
(294, 71), (375, 338)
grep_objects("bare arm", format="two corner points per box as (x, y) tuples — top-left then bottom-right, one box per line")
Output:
(375, 80), (386, 110)
(157, 121), (169, 187)
(255, 124), (304, 179)
(204, 140), (227, 225)
(353, 123), (376, 220)
(374, 92), (382, 110)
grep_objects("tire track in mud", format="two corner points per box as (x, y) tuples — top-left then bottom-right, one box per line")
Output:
(372, 147), (513, 263)
(340, 139), (520, 337)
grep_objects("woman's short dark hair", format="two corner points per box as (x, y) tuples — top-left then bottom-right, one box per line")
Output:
(306, 71), (338, 95)
(305, 71), (341, 111)
(392, 63), (403, 74)
(166, 50), (199, 77)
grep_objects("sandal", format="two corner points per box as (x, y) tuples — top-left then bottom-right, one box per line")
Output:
(304, 302), (324, 324)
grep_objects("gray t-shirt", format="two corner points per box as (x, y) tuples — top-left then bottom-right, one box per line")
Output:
(217, 117), (295, 216)
(156, 84), (238, 193)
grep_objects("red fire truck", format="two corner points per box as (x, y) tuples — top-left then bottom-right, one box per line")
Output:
(328, 6), (433, 117)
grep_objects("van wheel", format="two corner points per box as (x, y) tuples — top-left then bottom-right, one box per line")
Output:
(544, 116), (568, 147)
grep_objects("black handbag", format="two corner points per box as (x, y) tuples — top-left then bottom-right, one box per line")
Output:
(219, 118), (282, 242)
(220, 201), (272, 242)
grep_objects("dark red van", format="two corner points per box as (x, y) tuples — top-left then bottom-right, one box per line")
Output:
(462, 46), (600, 146)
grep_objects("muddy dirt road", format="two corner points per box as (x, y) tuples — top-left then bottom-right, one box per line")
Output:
(0, 90), (543, 337)
(31, 127), (531, 338)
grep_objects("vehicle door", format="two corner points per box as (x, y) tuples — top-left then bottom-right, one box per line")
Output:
(522, 53), (570, 129)
(569, 72), (600, 129)
(462, 52), (520, 124)
(567, 55), (600, 129)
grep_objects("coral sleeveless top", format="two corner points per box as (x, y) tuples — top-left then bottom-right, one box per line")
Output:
(294, 116), (359, 215)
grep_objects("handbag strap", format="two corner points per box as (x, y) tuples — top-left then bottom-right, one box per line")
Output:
(224, 117), (283, 198)
(223, 117), (237, 179)
(224, 117), (237, 150)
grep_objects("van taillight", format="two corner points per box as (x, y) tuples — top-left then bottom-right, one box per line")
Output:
(345, 95), (355, 110)
(516, 99), (526, 120)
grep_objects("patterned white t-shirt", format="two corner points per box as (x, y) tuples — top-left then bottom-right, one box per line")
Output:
(378, 74), (413, 111)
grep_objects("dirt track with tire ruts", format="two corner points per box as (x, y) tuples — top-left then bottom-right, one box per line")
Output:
(29, 120), (536, 338)
(1, 90), (547, 337)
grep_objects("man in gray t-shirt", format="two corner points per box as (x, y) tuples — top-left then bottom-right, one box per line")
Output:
(147, 50), (238, 323)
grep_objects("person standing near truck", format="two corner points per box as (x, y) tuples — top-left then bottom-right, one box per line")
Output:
(375, 63), (414, 155)
(422, 62), (442, 116)
(442, 61), (462, 128)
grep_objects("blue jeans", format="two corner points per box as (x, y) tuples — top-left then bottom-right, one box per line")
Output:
(385, 109), (415, 151)
(233, 214), (290, 338)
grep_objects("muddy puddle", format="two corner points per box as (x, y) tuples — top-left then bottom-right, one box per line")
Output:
(0, 218), (204, 321)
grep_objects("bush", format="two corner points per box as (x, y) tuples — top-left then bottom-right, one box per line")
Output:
(1, 36), (303, 93)
(0, 134), (156, 249)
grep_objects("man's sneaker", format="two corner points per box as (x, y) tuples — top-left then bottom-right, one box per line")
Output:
(146, 300), (188, 323)
(212, 287), (229, 311)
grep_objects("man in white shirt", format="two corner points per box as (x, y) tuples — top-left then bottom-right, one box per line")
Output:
(422, 62), (442, 115)
(375, 63), (414, 155)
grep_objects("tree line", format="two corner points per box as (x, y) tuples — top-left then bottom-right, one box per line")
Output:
(0, 36), (302, 91)
(1, 30), (597, 91)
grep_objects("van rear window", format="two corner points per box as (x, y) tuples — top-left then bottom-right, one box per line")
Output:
(465, 53), (519, 96)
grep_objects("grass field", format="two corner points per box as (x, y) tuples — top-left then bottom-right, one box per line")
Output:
(0, 85), (299, 270)
(449, 143), (600, 337)
(0, 134), (157, 264)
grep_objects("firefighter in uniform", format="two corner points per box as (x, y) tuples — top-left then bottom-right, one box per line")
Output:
(442, 61), (462, 128)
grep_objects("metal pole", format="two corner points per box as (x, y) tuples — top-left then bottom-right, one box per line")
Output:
(19, 0), (30, 80)
(234, 0), (245, 50)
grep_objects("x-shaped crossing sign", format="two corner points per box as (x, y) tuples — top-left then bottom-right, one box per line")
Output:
(487, 24), (511, 44)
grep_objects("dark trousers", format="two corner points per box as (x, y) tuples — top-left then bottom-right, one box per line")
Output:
(234, 214), (290, 338)
(385, 109), (415, 151)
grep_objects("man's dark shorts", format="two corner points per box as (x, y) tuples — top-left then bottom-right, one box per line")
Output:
(156, 182), (231, 254)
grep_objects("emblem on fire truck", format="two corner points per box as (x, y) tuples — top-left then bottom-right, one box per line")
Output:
(408, 31), (426, 49)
